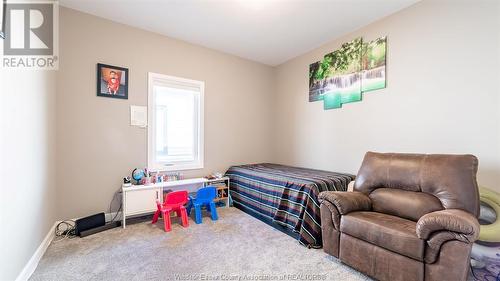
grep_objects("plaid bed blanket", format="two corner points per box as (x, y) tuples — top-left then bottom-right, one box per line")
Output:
(225, 163), (355, 248)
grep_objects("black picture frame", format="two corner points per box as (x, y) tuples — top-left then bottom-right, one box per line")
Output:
(0, 0), (6, 39)
(96, 63), (129, 100)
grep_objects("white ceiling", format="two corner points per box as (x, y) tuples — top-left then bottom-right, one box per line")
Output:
(59, 0), (420, 66)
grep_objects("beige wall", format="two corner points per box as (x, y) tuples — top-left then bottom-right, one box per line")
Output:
(272, 0), (500, 191)
(57, 0), (500, 221)
(0, 70), (57, 280)
(2, 1), (499, 278)
(56, 7), (274, 220)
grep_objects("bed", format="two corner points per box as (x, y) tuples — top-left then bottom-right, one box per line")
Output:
(225, 163), (355, 248)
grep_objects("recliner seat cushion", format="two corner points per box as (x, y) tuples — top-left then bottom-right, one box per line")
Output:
(340, 211), (425, 261)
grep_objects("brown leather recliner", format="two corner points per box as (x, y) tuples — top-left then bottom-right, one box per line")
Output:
(319, 152), (480, 281)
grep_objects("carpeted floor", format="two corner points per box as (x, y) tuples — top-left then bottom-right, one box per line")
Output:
(30, 207), (371, 281)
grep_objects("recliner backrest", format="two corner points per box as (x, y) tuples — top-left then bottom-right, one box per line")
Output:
(353, 152), (479, 221)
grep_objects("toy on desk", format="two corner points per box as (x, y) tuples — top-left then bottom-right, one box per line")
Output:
(131, 168), (145, 185)
(152, 190), (189, 232)
(186, 186), (218, 224)
(205, 172), (223, 180)
(163, 172), (182, 181)
(150, 172), (162, 184)
(123, 176), (132, 187)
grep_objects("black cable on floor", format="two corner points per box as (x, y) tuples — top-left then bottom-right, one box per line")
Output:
(53, 220), (76, 242)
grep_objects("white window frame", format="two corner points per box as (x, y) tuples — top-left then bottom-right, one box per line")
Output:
(147, 72), (204, 172)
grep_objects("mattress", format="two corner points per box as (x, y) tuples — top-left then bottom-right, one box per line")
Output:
(225, 163), (355, 248)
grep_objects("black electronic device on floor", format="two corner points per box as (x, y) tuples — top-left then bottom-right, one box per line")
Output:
(75, 212), (121, 237)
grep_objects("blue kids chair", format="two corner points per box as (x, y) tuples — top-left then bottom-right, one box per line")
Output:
(186, 186), (219, 224)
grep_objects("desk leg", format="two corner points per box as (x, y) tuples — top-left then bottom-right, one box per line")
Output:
(227, 178), (231, 208)
(122, 190), (126, 229)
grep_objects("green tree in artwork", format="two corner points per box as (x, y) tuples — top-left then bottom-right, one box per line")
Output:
(310, 56), (332, 82)
(361, 37), (386, 70)
(309, 62), (320, 87)
(309, 38), (363, 85)
(323, 38), (362, 77)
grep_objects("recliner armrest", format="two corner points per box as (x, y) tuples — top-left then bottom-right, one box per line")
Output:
(318, 191), (372, 215)
(416, 209), (479, 242)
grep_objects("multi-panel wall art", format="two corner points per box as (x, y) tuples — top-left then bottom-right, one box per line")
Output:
(309, 37), (386, 110)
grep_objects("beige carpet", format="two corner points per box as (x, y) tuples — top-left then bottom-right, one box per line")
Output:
(30, 207), (371, 281)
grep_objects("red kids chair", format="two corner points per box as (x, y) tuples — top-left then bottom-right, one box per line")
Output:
(152, 190), (189, 232)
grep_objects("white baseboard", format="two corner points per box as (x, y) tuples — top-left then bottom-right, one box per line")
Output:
(15, 211), (122, 281)
(15, 221), (57, 281)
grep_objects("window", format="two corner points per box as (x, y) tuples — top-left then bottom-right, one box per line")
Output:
(148, 73), (204, 171)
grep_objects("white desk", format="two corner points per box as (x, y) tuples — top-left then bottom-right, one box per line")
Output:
(121, 177), (230, 228)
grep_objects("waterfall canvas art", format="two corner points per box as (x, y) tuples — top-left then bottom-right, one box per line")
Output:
(309, 36), (386, 109)
(362, 37), (387, 92)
